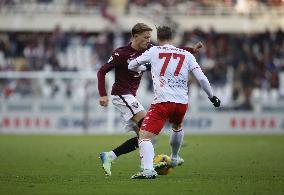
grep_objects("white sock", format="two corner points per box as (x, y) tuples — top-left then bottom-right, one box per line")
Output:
(139, 139), (154, 170)
(108, 151), (117, 161)
(169, 128), (184, 158)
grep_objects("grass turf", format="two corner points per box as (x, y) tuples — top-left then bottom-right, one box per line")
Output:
(0, 135), (283, 195)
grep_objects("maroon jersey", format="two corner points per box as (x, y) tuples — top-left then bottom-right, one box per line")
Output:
(97, 43), (195, 97)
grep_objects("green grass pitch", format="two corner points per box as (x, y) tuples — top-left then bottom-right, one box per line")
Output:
(0, 135), (283, 195)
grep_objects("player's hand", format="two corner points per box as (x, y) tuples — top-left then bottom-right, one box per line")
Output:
(99, 96), (109, 107)
(193, 41), (203, 53)
(209, 96), (221, 107)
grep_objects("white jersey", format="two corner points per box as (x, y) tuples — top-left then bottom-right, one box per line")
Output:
(129, 44), (200, 104)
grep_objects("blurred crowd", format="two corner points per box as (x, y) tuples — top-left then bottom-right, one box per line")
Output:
(0, 0), (283, 16)
(1, 0), (283, 7)
(0, 26), (283, 110)
(182, 28), (284, 110)
(0, 26), (117, 100)
(0, 26), (115, 72)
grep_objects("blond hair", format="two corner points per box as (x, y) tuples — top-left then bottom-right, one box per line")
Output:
(131, 23), (152, 36)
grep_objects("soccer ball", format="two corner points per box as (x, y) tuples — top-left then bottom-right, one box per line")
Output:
(153, 154), (173, 175)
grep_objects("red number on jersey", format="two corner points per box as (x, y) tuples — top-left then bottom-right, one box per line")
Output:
(173, 53), (185, 76)
(159, 53), (185, 76)
(159, 53), (172, 76)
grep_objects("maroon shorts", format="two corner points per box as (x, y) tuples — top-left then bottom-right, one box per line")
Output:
(141, 102), (188, 135)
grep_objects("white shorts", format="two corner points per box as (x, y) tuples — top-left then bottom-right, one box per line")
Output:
(111, 94), (145, 131)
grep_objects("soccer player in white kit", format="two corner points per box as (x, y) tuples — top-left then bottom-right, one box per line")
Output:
(128, 26), (221, 179)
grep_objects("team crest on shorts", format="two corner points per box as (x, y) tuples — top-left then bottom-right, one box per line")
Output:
(131, 102), (139, 108)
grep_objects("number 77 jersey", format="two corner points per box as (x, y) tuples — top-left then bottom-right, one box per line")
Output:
(129, 44), (201, 104)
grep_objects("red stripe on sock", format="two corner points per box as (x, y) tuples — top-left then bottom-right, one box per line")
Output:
(172, 128), (183, 132)
(138, 139), (151, 145)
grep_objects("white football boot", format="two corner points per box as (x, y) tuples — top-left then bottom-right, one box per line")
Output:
(99, 152), (112, 176)
(131, 169), (157, 179)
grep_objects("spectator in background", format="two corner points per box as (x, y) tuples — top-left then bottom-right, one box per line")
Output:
(51, 25), (68, 53)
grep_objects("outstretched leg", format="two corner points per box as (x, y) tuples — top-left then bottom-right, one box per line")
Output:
(99, 117), (144, 176)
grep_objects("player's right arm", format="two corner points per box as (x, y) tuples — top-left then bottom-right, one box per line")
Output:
(97, 51), (121, 107)
(97, 63), (114, 107)
(128, 48), (152, 71)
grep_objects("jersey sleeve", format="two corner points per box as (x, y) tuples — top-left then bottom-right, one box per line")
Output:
(128, 48), (152, 71)
(106, 50), (122, 67)
(97, 50), (122, 96)
(188, 53), (213, 98)
(188, 53), (200, 72)
(192, 67), (213, 98)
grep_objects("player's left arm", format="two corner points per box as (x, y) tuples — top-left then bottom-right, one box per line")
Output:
(189, 54), (221, 108)
(192, 68), (221, 107)
(128, 49), (152, 72)
(180, 41), (203, 54)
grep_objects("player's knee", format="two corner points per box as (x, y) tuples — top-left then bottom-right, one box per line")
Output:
(139, 129), (156, 140)
(172, 123), (182, 131)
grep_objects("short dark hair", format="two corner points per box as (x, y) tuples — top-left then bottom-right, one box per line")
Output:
(131, 23), (152, 36)
(157, 26), (173, 41)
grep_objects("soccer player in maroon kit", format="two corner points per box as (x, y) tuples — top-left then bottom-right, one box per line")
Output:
(97, 23), (203, 176)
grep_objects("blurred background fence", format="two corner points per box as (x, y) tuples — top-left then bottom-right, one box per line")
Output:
(0, 0), (284, 134)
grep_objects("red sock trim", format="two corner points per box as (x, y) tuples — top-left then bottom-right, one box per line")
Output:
(172, 128), (183, 132)
(138, 139), (151, 145)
